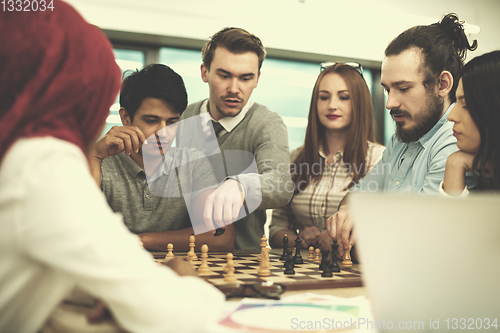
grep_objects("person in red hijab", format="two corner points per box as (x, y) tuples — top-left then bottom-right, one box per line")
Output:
(0, 2), (223, 332)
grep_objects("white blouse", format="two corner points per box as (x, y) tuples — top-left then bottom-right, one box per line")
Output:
(0, 137), (224, 333)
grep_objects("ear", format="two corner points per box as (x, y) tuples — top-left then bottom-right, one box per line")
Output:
(201, 63), (209, 83)
(119, 107), (132, 126)
(437, 70), (453, 99)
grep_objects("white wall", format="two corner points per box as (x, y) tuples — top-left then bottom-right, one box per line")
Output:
(65, 0), (499, 62)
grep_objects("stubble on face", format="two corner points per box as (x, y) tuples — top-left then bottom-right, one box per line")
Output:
(392, 89), (444, 143)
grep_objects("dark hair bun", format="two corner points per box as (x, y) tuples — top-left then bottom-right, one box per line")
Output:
(439, 13), (478, 60)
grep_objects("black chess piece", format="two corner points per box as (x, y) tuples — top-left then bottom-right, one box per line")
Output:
(284, 249), (295, 275)
(280, 234), (289, 261)
(321, 255), (333, 277)
(330, 240), (341, 272)
(293, 237), (304, 264)
(319, 249), (329, 271)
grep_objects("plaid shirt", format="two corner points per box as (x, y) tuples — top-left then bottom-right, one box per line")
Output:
(270, 142), (385, 237)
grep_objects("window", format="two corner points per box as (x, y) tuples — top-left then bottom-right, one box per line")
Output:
(101, 49), (145, 136)
(106, 44), (381, 148)
(159, 47), (376, 151)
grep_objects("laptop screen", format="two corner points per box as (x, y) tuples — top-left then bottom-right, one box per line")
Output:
(351, 193), (500, 332)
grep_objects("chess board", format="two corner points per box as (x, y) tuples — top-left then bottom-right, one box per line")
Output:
(153, 250), (362, 291)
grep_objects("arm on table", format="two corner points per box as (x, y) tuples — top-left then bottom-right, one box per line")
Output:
(139, 223), (236, 252)
(141, 187), (236, 251)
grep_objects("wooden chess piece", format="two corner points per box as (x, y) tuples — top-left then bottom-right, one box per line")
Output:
(187, 235), (198, 261)
(321, 255), (333, 277)
(293, 237), (304, 264)
(279, 234), (289, 261)
(330, 240), (341, 272)
(165, 243), (174, 259)
(308, 246), (314, 261)
(258, 234), (267, 261)
(314, 248), (321, 263)
(319, 249), (329, 271)
(266, 247), (272, 270)
(187, 252), (196, 269)
(342, 245), (353, 267)
(284, 249), (295, 275)
(224, 253), (237, 282)
(258, 246), (271, 277)
(197, 244), (212, 275)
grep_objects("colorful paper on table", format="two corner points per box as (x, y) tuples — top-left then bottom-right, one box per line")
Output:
(220, 302), (359, 332)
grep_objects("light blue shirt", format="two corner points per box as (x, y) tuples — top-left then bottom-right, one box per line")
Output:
(353, 104), (458, 194)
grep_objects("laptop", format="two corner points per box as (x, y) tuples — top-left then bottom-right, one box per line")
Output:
(350, 192), (500, 332)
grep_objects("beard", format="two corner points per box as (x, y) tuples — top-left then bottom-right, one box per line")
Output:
(391, 91), (444, 143)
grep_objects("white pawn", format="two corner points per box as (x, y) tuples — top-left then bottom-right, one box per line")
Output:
(197, 244), (212, 275)
(165, 243), (174, 259)
(314, 248), (321, 264)
(308, 246), (314, 261)
(224, 253), (237, 282)
(187, 235), (198, 261)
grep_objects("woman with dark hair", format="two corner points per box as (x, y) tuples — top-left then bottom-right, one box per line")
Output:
(0, 2), (223, 332)
(270, 63), (384, 249)
(442, 50), (500, 195)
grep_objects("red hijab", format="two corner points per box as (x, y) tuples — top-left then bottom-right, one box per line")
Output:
(0, 1), (121, 162)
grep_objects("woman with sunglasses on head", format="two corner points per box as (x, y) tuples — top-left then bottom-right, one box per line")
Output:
(269, 63), (385, 250)
(0, 3), (223, 332)
(441, 50), (500, 195)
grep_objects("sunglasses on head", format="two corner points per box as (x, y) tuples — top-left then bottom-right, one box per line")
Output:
(320, 61), (364, 77)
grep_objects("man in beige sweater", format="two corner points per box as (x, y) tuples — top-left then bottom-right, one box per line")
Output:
(177, 27), (293, 250)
